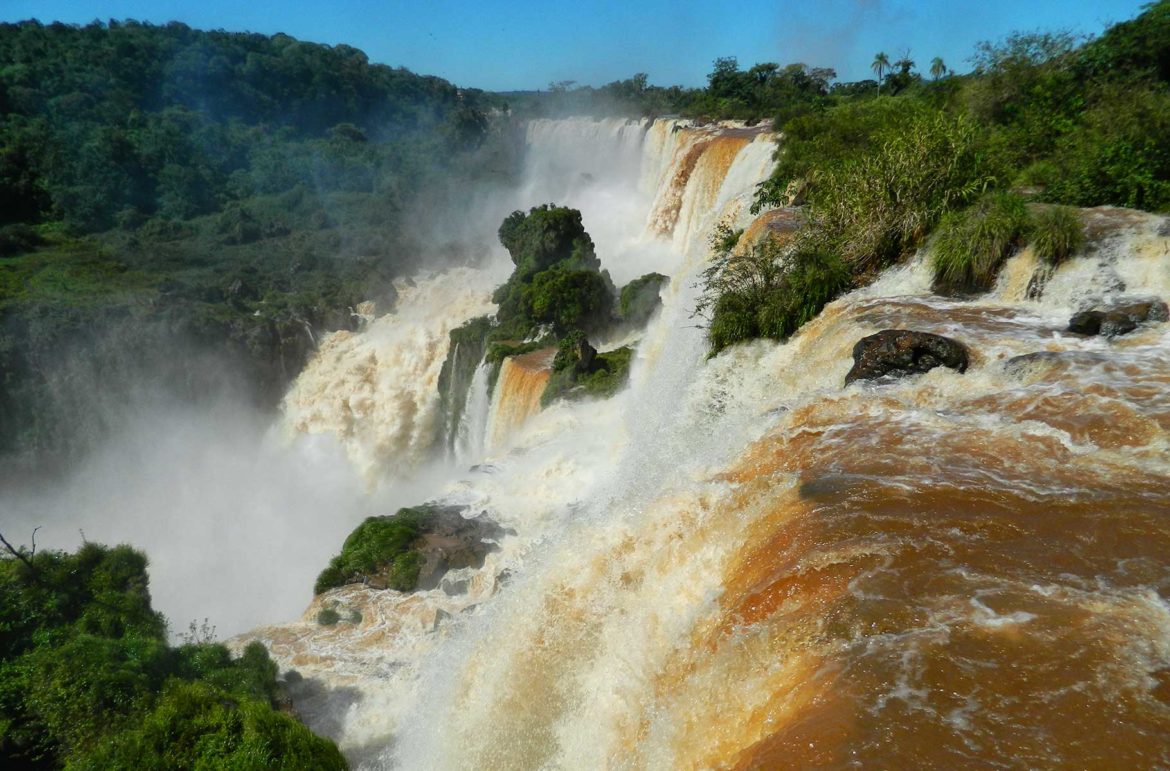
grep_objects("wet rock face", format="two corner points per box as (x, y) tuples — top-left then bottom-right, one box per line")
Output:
(412, 508), (509, 591)
(845, 330), (970, 386)
(1067, 299), (1168, 337)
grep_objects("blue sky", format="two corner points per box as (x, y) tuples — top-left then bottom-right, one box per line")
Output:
(0, 0), (1151, 90)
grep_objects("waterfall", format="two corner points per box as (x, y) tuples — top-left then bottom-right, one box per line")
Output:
(281, 268), (497, 481)
(242, 120), (1170, 769)
(484, 347), (556, 452)
(453, 359), (490, 463)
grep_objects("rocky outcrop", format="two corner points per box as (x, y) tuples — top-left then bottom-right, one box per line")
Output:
(1067, 298), (1168, 337)
(315, 504), (510, 595)
(411, 507), (509, 591)
(845, 330), (969, 386)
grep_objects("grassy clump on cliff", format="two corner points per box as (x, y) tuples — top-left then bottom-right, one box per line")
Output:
(698, 235), (851, 356)
(1029, 205), (1085, 265)
(930, 192), (1031, 294)
(541, 330), (634, 406)
(0, 540), (345, 769)
(314, 507), (428, 595)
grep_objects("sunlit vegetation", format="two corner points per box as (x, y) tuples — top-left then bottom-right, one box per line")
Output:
(930, 193), (1031, 294)
(700, 0), (1170, 354)
(314, 507), (428, 595)
(0, 540), (345, 769)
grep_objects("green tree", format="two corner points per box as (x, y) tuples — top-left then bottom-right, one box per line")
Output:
(930, 56), (947, 80)
(871, 51), (891, 83)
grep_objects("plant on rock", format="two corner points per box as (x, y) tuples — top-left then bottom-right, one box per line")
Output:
(1029, 204), (1084, 264)
(314, 507), (426, 594)
(930, 192), (1030, 294)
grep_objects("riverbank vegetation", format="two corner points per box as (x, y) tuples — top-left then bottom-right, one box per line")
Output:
(0, 538), (345, 769)
(695, 0), (1170, 353)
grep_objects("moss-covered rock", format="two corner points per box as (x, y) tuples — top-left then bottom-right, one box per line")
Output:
(618, 272), (669, 327)
(436, 315), (493, 453)
(314, 505), (507, 595)
(541, 332), (634, 406)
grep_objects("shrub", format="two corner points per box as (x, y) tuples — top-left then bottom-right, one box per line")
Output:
(807, 110), (990, 274)
(930, 192), (1030, 294)
(314, 506), (428, 594)
(523, 266), (614, 335)
(316, 608), (341, 626)
(1029, 205), (1084, 264)
(1041, 83), (1170, 211)
(754, 97), (923, 212)
(69, 680), (347, 771)
(0, 542), (339, 768)
(698, 236), (851, 355)
(618, 272), (669, 327)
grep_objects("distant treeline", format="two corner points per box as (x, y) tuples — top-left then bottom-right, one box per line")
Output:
(0, 20), (513, 470)
(0, 19), (494, 232)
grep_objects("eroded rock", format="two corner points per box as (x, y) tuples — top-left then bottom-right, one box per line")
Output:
(845, 330), (969, 386)
(1067, 298), (1168, 337)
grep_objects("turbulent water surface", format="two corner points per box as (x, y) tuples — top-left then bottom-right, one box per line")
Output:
(237, 120), (1170, 769)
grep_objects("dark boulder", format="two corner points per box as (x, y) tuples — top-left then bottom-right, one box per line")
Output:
(845, 330), (969, 386)
(1067, 299), (1168, 337)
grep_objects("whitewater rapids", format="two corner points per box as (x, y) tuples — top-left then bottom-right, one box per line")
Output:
(242, 119), (1170, 769)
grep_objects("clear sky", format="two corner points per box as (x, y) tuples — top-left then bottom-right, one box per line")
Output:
(0, 0), (1151, 91)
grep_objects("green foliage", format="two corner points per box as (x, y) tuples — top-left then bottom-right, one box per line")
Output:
(67, 679), (346, 771)
(542, 342), (634, 406)
(807, 110), (990, 273)
(930, 193), (1030, 294)
(1078, 0), (1170, 82)
(524, 266), (614, 335)
(497, 205), (600, 282)
(487, 205), (615, 348)
(314, 507), (429, 595)
(0, 542), (338, 769)
(0, 21), (510, 469)
(316, 608), (341, 626)
(754, 98), (931, 213)
(0, 20), (490, 231)
(700, 237), (851, 355)
(1029, 205), (1085, 265)
(1040, 82), (1170, 210)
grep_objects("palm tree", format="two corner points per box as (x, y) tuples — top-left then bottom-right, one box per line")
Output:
(894, 50), (915, 75)
(930, 56), (947, 80)
(871, 52), (890, 83)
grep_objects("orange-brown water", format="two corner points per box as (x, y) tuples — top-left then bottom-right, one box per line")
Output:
(487, 347), (556, 449)
(637, 295), (1170, 769)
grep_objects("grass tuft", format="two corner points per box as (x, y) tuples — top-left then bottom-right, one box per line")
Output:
(931, 192), (1030, 294)
(1029, 205), (1084, 264)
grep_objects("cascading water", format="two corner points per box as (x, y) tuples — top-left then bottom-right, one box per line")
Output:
(242, 118), (1170, 769)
